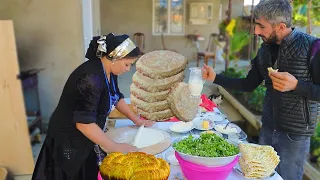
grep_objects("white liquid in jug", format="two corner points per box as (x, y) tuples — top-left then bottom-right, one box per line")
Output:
(188, 81), (203, 96)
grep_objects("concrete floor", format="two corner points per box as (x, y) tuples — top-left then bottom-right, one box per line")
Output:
(19, 59), (250, 180)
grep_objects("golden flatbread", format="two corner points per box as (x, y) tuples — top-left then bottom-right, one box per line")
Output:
(267, 67), (278, 74)
(239, 143), (280, 179)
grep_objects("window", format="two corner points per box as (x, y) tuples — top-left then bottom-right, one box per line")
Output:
(153, 0), (185, 35)
(243, 0), (260, 16)
(188, 3), (214, 25)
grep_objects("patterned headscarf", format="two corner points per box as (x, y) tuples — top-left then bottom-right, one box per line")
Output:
(96, 34), (137, 60)
(85, 33), (139, 61)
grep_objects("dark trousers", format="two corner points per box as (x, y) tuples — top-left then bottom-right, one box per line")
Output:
(259, 125), (310, 180)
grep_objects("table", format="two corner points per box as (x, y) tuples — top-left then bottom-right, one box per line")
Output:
(113, 98), (283, 179)
(114, 119), (283, 180)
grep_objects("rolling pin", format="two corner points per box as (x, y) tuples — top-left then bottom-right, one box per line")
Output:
(132, 125), (144, 147)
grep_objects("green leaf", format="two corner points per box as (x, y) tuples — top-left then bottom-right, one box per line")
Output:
(173, 133), (239, 157)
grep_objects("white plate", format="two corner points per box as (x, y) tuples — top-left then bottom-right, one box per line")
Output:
(200, 112), (227, 122)
(192, 117), (214, 130)
(213, 122), (242, 134)
(169, 122), (194, 133)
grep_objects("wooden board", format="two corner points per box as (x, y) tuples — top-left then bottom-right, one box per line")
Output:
(0, 167), (8, 180)
(0, 21), (34, 175)
(109, 104), (136, 119)
(104, 126), (171, 155)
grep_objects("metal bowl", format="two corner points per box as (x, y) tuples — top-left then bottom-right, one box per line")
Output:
(172, 135), (240, 167)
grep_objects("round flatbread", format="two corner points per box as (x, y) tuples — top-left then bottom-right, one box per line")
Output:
(167, 82), (199, 122)
(135, 108), (174, 121)
(136, 50), (188, 79)
(132, 71), (184, 93)
(130, 83), (170, 103)
(130, 94), (169, 113)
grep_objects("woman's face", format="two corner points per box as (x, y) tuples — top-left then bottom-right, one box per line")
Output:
(111, 57), (136, 75)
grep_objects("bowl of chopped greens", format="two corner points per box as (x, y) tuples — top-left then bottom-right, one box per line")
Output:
(172, 133), (240, 167)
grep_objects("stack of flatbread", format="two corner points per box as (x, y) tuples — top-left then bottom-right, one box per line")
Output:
(130, 50), (188, 121)
(238, 143), (280, 179)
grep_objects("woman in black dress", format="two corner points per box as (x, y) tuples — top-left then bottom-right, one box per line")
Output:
(32, 33), (154, 180)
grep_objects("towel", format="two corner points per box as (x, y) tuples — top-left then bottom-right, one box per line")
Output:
(199, 94), (217, 111)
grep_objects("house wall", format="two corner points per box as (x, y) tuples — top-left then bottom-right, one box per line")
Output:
(100, 0), (244, 60)
(0, 0), (84, 125)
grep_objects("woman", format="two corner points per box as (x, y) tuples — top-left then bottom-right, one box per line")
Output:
(32, 33), (154, 180)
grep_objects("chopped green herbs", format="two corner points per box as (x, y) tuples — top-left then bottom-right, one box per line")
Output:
(173, 133), (239, 157)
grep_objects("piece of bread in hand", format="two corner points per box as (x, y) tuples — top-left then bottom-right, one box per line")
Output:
(267, 67), (278, 74)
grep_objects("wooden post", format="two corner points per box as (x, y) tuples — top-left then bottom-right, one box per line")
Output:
(307, 0), (312, 34)
(248, 0), (255, 61)
(0, 20), (34, 175)
(225, 0), (232, 71)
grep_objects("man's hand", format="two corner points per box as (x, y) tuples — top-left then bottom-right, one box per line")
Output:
(269, 71), (298, 92)
(202, 64), (216, 82)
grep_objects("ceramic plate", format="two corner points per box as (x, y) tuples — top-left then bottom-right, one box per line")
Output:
(169, 122), (194, 133)
(213, 122), (242, 134)
(192, 117), (214, 130)
(200, 112), (227, 122)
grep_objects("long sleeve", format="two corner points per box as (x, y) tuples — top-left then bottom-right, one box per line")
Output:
(293, 45), (320, 101)
(73, 73), (103, 124)
(294, 81), (320, 101)
(214, 58), (264, 92)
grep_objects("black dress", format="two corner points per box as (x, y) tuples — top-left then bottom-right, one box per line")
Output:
(32, 59), (124, 180)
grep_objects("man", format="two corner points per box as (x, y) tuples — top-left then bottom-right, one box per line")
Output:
(202, 0), (320, 180)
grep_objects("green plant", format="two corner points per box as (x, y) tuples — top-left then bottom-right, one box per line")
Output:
(221, 67), (246, 79)
(219, 18), (251, 70)
(221, 68), (246, 97)
(247, 85), (266, 113)
(292, 0), (320, 26)
(311, 123), (320, 165)
(229, 31), (250, 61)
(222, 68), (266, 114)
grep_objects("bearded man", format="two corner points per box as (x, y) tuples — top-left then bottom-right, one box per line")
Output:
(202, 0), (320, 179)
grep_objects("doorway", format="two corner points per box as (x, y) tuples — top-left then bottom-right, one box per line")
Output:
(82, 0), (101, 59)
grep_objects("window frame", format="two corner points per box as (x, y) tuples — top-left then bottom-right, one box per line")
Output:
(152, 0), (186, 36)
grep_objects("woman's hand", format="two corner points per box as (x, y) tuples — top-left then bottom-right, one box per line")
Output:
(133, 118), (155, 127)
(115, 143), (138, 153)
(114, 99), (155, 127)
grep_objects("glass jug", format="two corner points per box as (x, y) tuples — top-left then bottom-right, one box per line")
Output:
(188, 67), (205, 98)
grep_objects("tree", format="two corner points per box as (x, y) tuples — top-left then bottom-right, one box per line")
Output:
(292, 0), (320, 34)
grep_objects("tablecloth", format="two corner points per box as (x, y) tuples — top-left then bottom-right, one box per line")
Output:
(114, 118), (283, 180)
